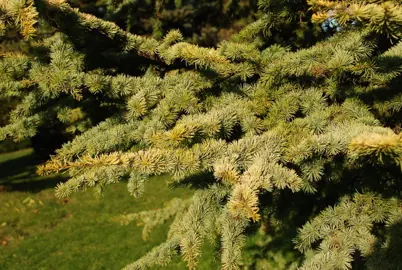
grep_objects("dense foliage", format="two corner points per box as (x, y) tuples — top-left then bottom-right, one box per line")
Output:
(1, 0), (402, 269)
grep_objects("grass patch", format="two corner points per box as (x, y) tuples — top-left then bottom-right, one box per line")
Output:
(0, 149), (218, 269)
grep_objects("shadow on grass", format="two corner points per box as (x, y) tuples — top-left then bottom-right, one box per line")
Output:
(168, 172), (216, 190)
(0, 149), (65, 193)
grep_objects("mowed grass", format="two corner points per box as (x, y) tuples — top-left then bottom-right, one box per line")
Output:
(0, 149), (218, 270)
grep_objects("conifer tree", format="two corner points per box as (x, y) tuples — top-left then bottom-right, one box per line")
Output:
(2, 0), (402, 269)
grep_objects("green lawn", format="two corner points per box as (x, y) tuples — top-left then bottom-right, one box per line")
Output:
(0, 149), (218, 270)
